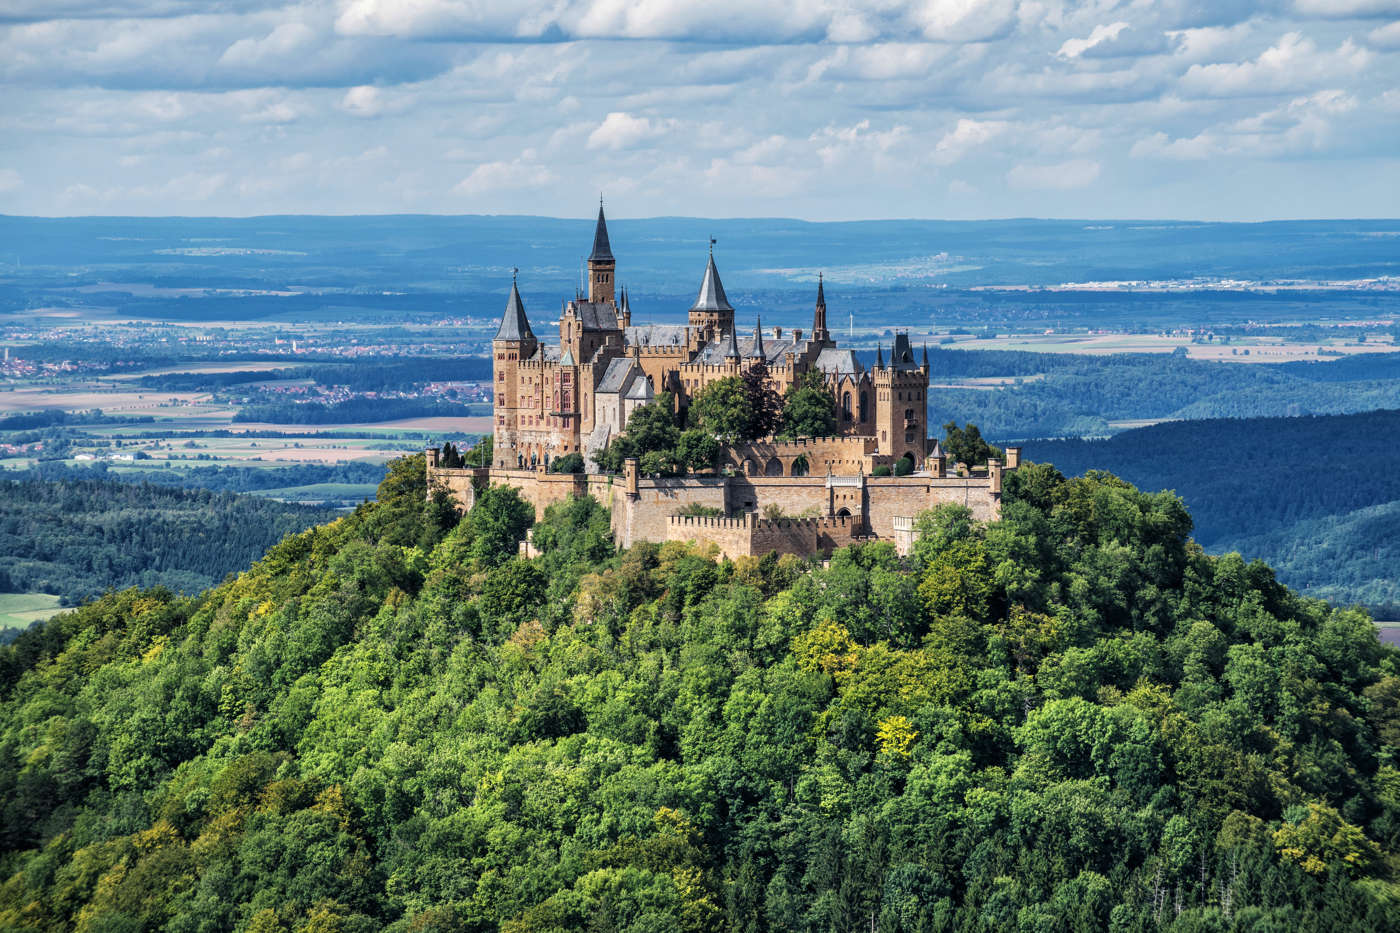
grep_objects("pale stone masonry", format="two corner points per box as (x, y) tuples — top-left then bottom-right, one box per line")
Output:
(429, 205), (1018, 558)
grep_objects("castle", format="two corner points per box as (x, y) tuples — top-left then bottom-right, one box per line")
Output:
(428, 203), (1018, 558)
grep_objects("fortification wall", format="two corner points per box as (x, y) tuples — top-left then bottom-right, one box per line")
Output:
(618, 475), (728, 548)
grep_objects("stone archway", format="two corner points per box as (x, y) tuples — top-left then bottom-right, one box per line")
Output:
(836, 507), (851, 519)
(765, 457), (784, 476)
(743, 459), (758, 475)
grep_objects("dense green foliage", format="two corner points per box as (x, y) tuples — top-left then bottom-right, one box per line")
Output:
(941, 422), (1002, 468)
(1026, 409), (1400, 612)
(780, 370), (839, 440)
(1, 455), (1397, 932)
(0, 479), (341, 605)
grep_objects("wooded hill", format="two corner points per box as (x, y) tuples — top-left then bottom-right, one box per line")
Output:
(0, 455), (1396, 932)
(1026, 409), (1400, 613)
(0, 479), (342, 606)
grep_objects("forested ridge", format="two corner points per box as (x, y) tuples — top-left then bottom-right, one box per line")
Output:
(1026, 409), (1400, 612)
(0, 479), (341, 605)
(1, 455), (1397, 932)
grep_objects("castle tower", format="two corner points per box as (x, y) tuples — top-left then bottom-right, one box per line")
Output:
(873, 332), (928, 465)
(492, 271), (537, 468)
(688, 239), (734, 340)
(588, 199), (615, 304)
(812, 273), (830, 344)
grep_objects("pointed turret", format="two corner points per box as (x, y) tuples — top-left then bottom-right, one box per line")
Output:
(750, 316), (766, 360)
(589, 199), (613, 262)
(495, 270), (535, 344)
(812, 272), (829, 343)
(922, 343), (929, 370)
(724, 326), (741, 360)
(689, 237), (736, 339)
(876, 343), (884, 368)
(587, 198), (616, 302)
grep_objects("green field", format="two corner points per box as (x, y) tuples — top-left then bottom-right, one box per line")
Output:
(0, 592), (63, 633)
(248, 482), (379, 503)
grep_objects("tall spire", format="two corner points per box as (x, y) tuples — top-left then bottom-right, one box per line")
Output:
(750, 316), (766, 360)
(922, 343), (929, 369)
(812, 271), (829, 343)
(589, 198), (613, 262)
(494, 268), (535, 343)
(690, 242), (733, 313)
(876, 342), (884, 368)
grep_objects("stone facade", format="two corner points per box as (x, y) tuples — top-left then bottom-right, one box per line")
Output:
(491, 202), (932, 473)
(429, 204), (1020, 560)
(428, 448), (1020, 559)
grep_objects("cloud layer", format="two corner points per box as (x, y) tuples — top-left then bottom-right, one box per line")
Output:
(0, 0), (1397, 219)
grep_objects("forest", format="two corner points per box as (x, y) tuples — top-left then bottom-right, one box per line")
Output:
(0, 454), (1396, 932)
(231, 398), (476, 425)
(1026, 409), (1400, 613)
(0, 479), (340, 605)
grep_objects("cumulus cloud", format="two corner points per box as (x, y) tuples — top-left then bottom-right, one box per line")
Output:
(1006, 158), (1101, 189)
(1179, 32), (1372, 97)
(586, 112), (666, 150)
(454, 156), (556, 195)
(1, 0), (1398, 217)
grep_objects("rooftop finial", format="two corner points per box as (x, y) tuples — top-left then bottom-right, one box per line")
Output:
(709, 236), (716, 256)
(512, 266), (518, 284)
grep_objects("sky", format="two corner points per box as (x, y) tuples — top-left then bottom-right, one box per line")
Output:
(0, 0), (1398, 221)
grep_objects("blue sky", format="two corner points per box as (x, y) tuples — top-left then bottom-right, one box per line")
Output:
(1, 0), (1398, 220)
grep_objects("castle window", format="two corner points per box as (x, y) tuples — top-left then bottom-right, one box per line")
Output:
(859, 392), (868, 421)
(842, 392), (852, 421)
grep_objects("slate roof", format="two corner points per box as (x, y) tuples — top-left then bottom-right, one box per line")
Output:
(690, 253), (734, 313)
(597, 357), (640, 394)
(625, 324), (690, 347)
(890, 333), (920, 370)
(589, 202), (614, 262)
(494, 278), (534, 342)
(814, 347), (861, 375)
(694, 334), (800, 366)
(625, 378), (653, 400)
(568, 300), (619, 331)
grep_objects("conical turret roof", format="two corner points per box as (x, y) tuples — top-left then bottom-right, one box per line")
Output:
(750, 317), (766, 359)
(723, 327), (741, 359)
(589, 201), (614, 262)
(495, 273), (534, 342)
(691, 246), (733, 313)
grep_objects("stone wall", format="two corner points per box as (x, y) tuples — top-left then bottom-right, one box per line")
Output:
(427, 446), (1019, 559)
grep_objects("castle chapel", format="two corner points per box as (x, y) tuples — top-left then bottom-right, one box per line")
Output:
(492, 202), (935, 473)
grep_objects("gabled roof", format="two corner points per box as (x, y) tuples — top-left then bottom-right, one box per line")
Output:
(625, 377), (653, 400)
(589, 202), (614, 262)
(597, 357), (640, 394)
(495, 276), (534, 342)
(567, 299), (619, 332)
(929, 438), (944, 458)
(560, 348), (576, 366)
(691, 251), (734, 313)
(814, 347), (861, 375)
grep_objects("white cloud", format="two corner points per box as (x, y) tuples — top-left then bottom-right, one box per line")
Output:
(1179, 32), (1372, 97)
(1006, 158), (1101, 189)
(933, 118), (1008, 163)
(341, 84), (384, 115)
(1368, 20), (1400, 48)
(0, 169), (22, 193)
(586, 112), (664, 150)
(454, 157), (556, 195)
(1058, 22), (1130, 59)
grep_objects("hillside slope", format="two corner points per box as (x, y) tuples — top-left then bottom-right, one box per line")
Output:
(1025, 409), (1400, 612)
(0, 455), (1397, 932)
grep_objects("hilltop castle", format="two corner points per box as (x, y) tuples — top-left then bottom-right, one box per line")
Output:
(429, 203), (1018, 558)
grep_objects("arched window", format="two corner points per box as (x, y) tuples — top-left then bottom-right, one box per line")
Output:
(859, 392), (868, 422)
(765, 458), (783, 476)
(842, 392), (852, 421)
(836, 507), (851, 518)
